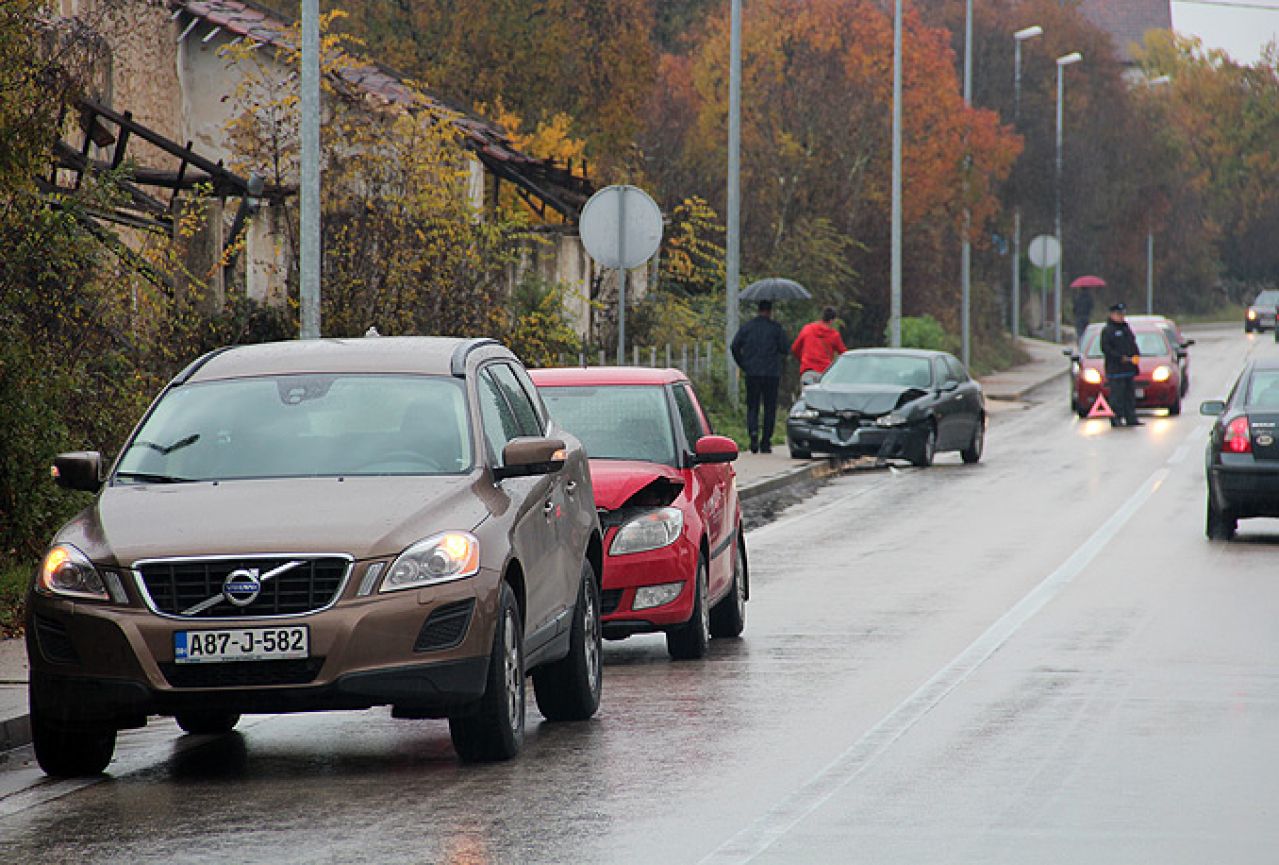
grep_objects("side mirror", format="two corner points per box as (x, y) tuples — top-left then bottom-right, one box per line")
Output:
(52, 451), (103, 492)
(1199, 400), (1226, 417)
(493, 437), (566, 480)
(1184, 339), (1196, 347)
(694, 435), (738, 464)
(938, 380), (960, 393)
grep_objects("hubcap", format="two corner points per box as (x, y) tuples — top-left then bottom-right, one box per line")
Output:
(925, 429), (936, 462)
(734, 551), (746, 617)
(584, 584), (601, 693)
(974, 424), (983, 454)
(698, 566), (710, 637)
(502, 611), (522, 731)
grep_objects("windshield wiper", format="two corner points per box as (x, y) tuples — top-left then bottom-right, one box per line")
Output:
(130, 434), (200, 456)
(114, 471), (195, 484)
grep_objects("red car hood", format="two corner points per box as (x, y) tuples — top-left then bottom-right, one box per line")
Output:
(588, 460), (686, 511)
(1080, 356), (1175, 378)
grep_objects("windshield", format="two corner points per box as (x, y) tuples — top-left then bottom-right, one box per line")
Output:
(1084, 330), (1170, 359)
(1255, 291), (1279, 306)
(114, 374), (472, 482)
(822, 354), (933, 389)
(539, 385), (678, 466)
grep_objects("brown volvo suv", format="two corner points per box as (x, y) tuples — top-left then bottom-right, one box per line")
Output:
(28, 336), (604, 775)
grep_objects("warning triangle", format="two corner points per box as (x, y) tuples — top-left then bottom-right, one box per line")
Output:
(1087, 393), (1115, 419)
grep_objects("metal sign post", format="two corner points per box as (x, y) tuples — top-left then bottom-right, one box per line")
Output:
(1028, 234), (1061, 335)
(579, 186), (663, 365)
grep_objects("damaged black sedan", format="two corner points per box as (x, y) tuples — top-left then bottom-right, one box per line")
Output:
(786, 349), (986, 467)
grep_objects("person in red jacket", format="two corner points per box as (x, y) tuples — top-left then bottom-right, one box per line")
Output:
(792, 307), (848, 384)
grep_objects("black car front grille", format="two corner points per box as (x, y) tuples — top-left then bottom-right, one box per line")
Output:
(600, 589), (624, 615)
(137, 557), (349, 619)
(160, 658), (325, 688)
(414, 599), (475, 652)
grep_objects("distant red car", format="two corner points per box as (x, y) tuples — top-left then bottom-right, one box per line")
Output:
(530, 367), (746, 659)
(1067, 322), (1184, 417)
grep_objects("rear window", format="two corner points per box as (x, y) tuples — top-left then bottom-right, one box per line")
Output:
(1247, 370), (1279, 407)
(539, 385), (678, 466)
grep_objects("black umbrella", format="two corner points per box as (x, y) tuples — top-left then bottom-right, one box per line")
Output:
(739, 277), (812, 302)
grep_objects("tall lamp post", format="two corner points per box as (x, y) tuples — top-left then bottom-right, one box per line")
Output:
(960, 0), (973, 367)
(725, 0), (743, 404)
(299, 0), (321, 339)
(1145, 74), (1172, 315)
(1011, 25), (1043, 340)
(1054, 51), (1083, 344)
(889, 0), (903, 348)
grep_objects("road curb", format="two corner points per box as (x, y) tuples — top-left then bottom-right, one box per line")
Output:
(984, 367), (1068, 402)
(0, 710), (30, 753)
(738, 456), (868, 502)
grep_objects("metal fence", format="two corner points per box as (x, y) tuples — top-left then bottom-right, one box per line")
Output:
(556, 342), (722, 379)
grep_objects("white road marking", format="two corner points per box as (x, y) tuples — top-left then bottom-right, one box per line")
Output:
(700, 420), (1207, 865)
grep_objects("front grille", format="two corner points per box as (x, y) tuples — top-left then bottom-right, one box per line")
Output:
(34, 615), (79, 664)
(137, 557), (349, 619)
(600, 589), (624, 615)
(414, 599), (475, 652)
(160, 658), (324, 688)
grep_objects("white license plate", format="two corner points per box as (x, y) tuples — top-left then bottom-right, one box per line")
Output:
(1135, 388), (1145, 399)
(174, 626), (308, 664)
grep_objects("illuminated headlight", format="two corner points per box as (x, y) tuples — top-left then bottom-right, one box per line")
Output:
(875, 412), (909, 428)
(790, 406), (819, 420)
(1152, 365), (1172, 383)
(1082, 367), (1103, 385)
(633, 582), (684, 610)
(37, 544), (108, 601)
(382, 532), (480, 592)
(610, 507), (684, 556)
(1248, 309), (1259, 320)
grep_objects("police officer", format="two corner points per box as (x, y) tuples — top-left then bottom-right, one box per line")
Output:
(1100, 302), (1142, 427)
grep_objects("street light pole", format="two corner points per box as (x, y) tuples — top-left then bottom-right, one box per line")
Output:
(299, 0), (321, 340)
(725, 0), (742, 404)
(1144, 75), (1171, 316)
(1055, 51), (1082, 345)
(1011, 25), (1043, 341)
(960, 0), (973, 368)
(890, 0), (903, 348)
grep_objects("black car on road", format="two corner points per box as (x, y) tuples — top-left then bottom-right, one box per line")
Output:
(786, 349), (985, 467)
(1202, 357), (1279, 539)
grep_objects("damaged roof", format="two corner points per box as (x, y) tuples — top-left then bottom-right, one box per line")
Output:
(169, 0), (593, 218)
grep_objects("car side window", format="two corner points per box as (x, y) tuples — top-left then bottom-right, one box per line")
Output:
(487, 364), (542, 438)
(671, 383), (708, 450)
(476, 369), (522, 463)
(933, 358), (953, 386)
(944, 356), (967, 383)
(502, 363), (550, 433)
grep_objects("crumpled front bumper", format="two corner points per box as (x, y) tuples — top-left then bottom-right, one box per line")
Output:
(786, 418), (921, 458)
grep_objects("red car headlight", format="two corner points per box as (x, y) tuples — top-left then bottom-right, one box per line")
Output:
(1082, 368), (1103, 385)
(1152, 365), (1172, 383)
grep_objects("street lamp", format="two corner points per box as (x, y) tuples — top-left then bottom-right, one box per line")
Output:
(1145, 74), (1172, 315)
(1054, 50), (1083, 344)
(1012, 23), (1043, 340)
(890, 0), (903, 348)
(960, 0), (973, 368)
(725, 0), (743, 403)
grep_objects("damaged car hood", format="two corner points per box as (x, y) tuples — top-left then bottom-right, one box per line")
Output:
(588, 460), (686, 512)
(801, 384), (929, 416)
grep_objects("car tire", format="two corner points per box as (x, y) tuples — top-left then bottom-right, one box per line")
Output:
(31, 700), (116, 778)
(961, 416), (985, 464)
(174, 711), (241, 735)
(709, 535), (748, 639)
(1168, 396), (1182, 416)
(666, 555), (710, 660)
(1075, 399), (1089, 418)
(1206, 496), (1237, 541)
(449, 582), (524, 762)
(532, 560), (602, 722)
(788, 441), (812, 460)
(910, 422), (936, 468)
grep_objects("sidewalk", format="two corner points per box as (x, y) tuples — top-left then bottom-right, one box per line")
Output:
(0, 337), (1068, 753)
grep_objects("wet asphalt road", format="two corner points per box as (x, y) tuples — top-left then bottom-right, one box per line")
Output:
(4, 324), (1279, 864)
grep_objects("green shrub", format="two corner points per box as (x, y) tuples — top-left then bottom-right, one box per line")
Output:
(894, 315), (959, 354)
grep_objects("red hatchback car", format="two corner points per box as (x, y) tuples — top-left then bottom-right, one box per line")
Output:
(530, 368), (746, 659)
(1067, 322), (1184, 417)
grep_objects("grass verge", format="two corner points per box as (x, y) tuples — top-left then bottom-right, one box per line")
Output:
(0, 563), (28, 638)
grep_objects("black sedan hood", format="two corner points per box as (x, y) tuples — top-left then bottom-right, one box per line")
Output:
(801, 384), (928, 416)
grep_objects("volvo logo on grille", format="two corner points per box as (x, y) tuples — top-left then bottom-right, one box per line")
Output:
(222, 568), (262, 607)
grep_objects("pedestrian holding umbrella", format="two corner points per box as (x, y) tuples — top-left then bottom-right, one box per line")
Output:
(1071, 275), (1105, 345)
(739, 278), (813, 303)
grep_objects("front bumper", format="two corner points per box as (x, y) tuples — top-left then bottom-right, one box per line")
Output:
(26, 567), (501, 723)
(787, 417), (922, 458)
(1076, 378), (1179, 410)
(1209, 458), (1279, 517)
(598, 528), (698, 638)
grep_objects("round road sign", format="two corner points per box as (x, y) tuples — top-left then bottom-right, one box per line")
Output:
(1028, 234), (1061, 269)
(579, 185), (663, 270)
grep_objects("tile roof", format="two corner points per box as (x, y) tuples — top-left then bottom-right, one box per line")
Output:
(1076, 0), (1173, 62)
(169, 0), (592, 217)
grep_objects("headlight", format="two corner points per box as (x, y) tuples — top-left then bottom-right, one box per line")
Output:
(875, 412), (909, 428)
(382, 532), (480, 592)
(610, 507), (684, 556)
(1248, 309), (1258, 320)
(1082, 368), (1103, 385)
(790, 406), (819, 420)
(1152, 365), (1172, 382)
(633, 582), (684, 610)
(37, 544), (109, 601)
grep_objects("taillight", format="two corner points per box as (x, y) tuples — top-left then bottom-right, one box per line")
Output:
(1224, 416), (1252, 454)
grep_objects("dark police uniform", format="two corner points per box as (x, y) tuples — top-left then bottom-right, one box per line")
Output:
(1100, 315), (1141, 426)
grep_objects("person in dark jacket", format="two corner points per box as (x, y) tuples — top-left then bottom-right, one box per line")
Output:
(1100, 302), (1142, 427)
(731, 300), (790, 453)
(1073, 287), (1094, 346)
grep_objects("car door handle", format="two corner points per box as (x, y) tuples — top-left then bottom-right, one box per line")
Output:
(565, 480), (577, 496)
(543, 499), (556, 516)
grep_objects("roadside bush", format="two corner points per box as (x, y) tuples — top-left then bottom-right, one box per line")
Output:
(895, 315), (959, 354)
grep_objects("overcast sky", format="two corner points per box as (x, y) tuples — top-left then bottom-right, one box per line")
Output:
(1172, 1), (1279, 63)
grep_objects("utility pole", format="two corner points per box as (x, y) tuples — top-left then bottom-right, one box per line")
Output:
(725, 0), (743, 404)
(1012, 25), (1043, 340)
(890, 0), (903, 348)
(960, 0), (973, 367)
(1055, 51), (1082, 344)
(299, 0), (321, 339)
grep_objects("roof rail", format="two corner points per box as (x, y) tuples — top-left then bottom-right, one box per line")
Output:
(170, 346), (238, 386)
(450, 338), (502, 377)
